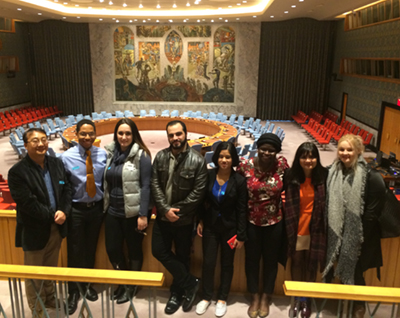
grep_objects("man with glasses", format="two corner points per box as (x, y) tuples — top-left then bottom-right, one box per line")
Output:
(8, 128), (71, 317)
(61, 119), (107, 314)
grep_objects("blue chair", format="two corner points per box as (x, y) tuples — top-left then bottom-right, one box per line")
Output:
(10, 133), (24, 147)
(68, 115), (77, 125)
(34, 121), (42, 129)
(140, 110), (147, 117)
(212, 140), (222, 151)
(84, 115), (92, 120)
(266, 123), (275, 133)
(236, 146), (242, 154)
(161, 110), (170, 117)
(202, 113), (209, 119)
(116, 111), (124, 118)
(247, 149), (257, 159)
(9, 140), (23, 158)
(28, 123), (35, 129)
(76, 114), (84, 122)
(239, 144), (250, 157)
(204, 151), (215, 169)
(15, 129), (23, 141)
(47, 147), (61, 158)
(191, 144), (203, 153)
(171, 110), (179, 117)
(147, 109), (156, 117)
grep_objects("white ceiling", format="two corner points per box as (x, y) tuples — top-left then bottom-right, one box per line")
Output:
(0, 0), (378, 24)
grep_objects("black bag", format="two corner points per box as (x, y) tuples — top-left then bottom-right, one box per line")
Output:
(379, 185), (400, 238)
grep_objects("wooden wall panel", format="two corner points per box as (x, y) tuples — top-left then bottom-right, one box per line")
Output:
(2, 211), (400, 295)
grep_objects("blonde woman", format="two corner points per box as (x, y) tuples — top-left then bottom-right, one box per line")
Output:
(323, 134), (385, 318)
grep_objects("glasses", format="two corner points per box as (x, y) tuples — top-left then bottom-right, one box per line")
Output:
(27, 138), (48, 146)
(78, 132), (96, 137)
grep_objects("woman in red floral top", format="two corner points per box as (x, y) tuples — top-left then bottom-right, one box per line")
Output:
(237, 133), (289, 318)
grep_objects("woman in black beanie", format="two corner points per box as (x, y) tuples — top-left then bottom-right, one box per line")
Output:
(237, 133), (289, 318)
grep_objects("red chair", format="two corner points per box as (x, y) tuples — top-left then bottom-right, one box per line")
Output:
(363, 133), (373, 146)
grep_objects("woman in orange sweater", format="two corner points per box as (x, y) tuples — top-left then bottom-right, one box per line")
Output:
(283, 142), (327, 318)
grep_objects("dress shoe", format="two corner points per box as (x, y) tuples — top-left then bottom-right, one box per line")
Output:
(165, 292), (183, 315)
(111, 285), (125, 301)
(259, 293), (270, 318)
(85, 286), (98, 302)
(300, 298), (311, 318)
(182, 278), (201, 312)
(67, 291), (80, 315)
(352, 303), (366, 318)
(248, 293), (259, 318)
(116, 285), (138, 304)
(289, 298), (300, 318)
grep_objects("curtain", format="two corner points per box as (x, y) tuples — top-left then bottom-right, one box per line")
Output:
(24, 20), (93, 116)
(257, 18), (335, 120)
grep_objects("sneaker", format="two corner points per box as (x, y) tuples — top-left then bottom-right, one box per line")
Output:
(196, 300), (210, 315)
(215, 301), (227, 317)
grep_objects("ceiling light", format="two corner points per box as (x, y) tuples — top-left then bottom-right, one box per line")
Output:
(169, 19), (173, 22)
(75, 4), (79, 6)
(143, 20), (146, 22)
(88, 6), (92, 9)
(243, 0), (247, 2)
(123, 3), (127, 7)
(225, 19), (228, 22)
(292, 5), (296, 7)
(228, 5), (232, 7)
(284, 10), (289, 13)
(77, 16), (80, 18)
(202, 19), (205, 21)
(211, 19), (214, 22)
(108, 1), (112, 5)
(186, 2), (190, 6)
(134, 19), (137, 21)
(157, 4), (160, 8)
(116, 20), (120, 22)
(253, 15), (257, 17)
(148, 18), (151, 20)
(237, 3), (241, 5)
(112, 17), (115, 20)
(99, 0), (103, 2)
(219, 17), (222, 19)
(173, 3), (177, 8)
(194, 1), (199, 4)
(54, 0), (58, 2)
(99, 18), (103, 20)
(156, 20), (159, 22)
(236, 18), (240, 20)
(218, 7), (222, 9)
(63, 2), (68, 4)
(299, 0), (304, 1)
(38, 12), (42, 15)
(139, 3), (143, 8)
(197, 19), (200, 22)
(270, 15), (274, 18)
(17, 8), (22, 10)
(129, 19), (132, 22)
(63, 16), (66, 19)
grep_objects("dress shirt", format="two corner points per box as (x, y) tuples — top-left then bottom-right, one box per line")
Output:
(32, 157), (57, 212)
(61, 144), (107, 203)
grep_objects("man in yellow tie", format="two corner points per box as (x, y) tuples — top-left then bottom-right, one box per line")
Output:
(61, 119), (107, 315)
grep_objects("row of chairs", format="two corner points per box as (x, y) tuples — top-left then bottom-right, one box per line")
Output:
(203, 144), (258, 169)
(302, 119), (334, 149)
(292, 110), (323, 126)
(337, 119), (373, 145)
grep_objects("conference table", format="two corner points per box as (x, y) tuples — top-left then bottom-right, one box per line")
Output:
(62, 116), (238, 150)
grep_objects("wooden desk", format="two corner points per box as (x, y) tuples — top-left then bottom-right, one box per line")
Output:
(62, 117), (238, 149)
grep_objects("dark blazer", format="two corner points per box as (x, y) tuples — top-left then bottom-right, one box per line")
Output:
(8, 154), (72, 251)
(199, 169), (248, 242)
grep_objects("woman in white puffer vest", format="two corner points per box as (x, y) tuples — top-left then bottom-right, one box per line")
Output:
(103, 118), (152, 304)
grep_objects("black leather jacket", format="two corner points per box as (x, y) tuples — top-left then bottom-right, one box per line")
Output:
(151, 145), (208, 226)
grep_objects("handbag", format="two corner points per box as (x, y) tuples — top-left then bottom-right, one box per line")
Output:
(379, 184), (400, 238)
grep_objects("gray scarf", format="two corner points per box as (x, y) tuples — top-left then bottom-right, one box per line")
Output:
(322, 156), (368, 284)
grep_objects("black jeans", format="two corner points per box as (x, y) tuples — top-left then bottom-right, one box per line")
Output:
(67, 203), (104, 292)
(152, 219), (196, 295)
(201, 220), (236, 301)
(104, 213), (144, 270)
(245, 221), (283, 294)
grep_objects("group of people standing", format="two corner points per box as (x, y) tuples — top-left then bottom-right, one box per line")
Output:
(8, 117), (385, 318)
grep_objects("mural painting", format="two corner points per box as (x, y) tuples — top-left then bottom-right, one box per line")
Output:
(114, 25), (235, 103)
(113, 26), (134, 77)
(209, 26), (235, 102)
(164, 30), (183, 64)
(136, 25), (171, 37)
(177, 25), (211, 37)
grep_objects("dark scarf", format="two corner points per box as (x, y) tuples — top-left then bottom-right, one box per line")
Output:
(322, 156), (367, 284)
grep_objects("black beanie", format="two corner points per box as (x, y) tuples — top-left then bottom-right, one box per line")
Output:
(256, 133), (282, 153)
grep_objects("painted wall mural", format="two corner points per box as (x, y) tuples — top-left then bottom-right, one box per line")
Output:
(177, 25), (211, 37)
(137, 25), (171, 37)
(114, 25), (235, 103)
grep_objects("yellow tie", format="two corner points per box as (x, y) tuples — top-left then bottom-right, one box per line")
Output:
(85, 150), (96, 198)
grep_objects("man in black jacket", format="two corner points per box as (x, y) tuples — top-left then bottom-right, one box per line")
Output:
(8, 128), (71, 317)
(151, 120), (208, 314)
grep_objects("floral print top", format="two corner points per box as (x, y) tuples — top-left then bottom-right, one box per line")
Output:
(238, 156), (289, 226)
